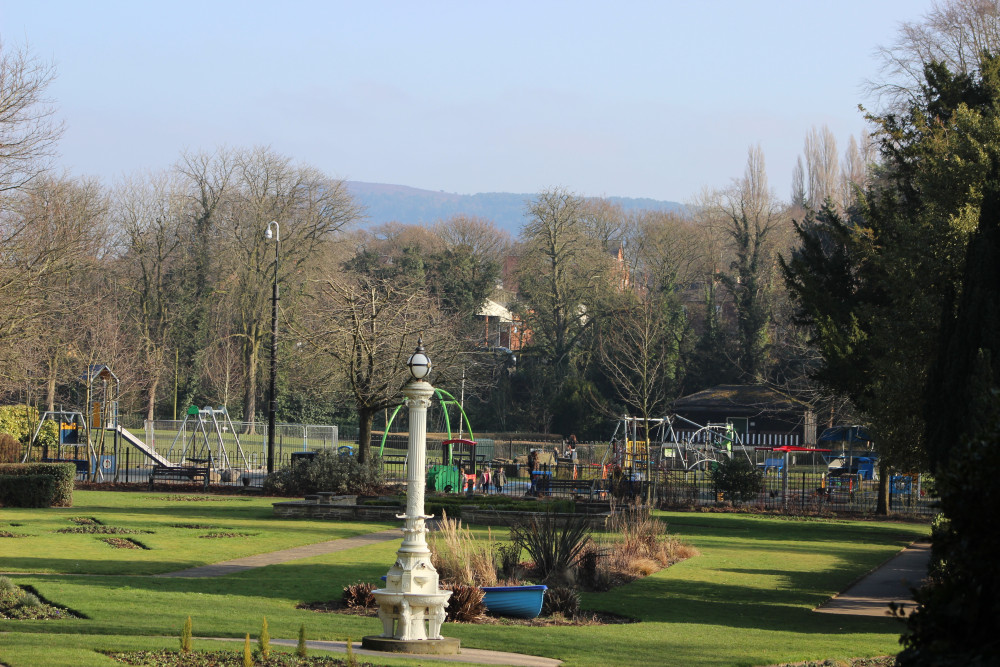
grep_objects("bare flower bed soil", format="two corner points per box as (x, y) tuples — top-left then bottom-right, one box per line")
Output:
(105, 650), (376, 666)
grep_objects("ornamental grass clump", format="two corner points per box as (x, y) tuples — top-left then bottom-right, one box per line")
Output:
(605, 500), (695, 574)
(430, 511), (498, 587)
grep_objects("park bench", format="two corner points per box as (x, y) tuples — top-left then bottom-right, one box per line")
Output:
(148, 464), (210, 490)
(544, 477), (607, 500)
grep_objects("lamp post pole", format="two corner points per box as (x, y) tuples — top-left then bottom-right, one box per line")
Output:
(265, 220), (280, 475)
(364, 338), (458, 653)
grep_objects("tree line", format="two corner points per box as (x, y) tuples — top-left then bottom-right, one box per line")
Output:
(0, 40), (877, 462)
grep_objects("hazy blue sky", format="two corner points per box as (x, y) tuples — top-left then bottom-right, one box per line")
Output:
(2, 0), (934, 203)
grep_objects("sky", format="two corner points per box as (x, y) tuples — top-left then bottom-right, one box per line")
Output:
(1, 0), (936, 204)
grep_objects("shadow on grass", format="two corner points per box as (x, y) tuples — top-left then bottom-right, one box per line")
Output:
(663, 513), (928, 546)
(583, 574), (904, 635)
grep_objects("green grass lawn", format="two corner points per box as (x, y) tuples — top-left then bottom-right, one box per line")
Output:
(0, 491), (929, 666)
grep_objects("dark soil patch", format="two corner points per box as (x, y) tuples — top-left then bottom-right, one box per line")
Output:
(0, 531), (26, 538)
(105, 650), (375, 666)
(140, 495), (254, 502)
(767, 658), (895, 667)
(296, 599), (637, 626)
(69, 516), (103, 525)
(101, 537), (149, 550)
(170, 524), (222, 529)
(198, 532), (257, 538)
(58, 526), (152, 534)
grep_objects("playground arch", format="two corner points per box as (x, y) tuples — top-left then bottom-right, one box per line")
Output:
(378, 388), (474, 456)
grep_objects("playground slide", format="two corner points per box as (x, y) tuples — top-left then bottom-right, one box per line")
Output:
(114, 425), (172, 467)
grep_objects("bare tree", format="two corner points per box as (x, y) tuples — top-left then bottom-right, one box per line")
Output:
(297, 270), (459, 463)
(870, 0), (1000, 108)
(112, 172), (188, 420)
(0, 41), (62, 197)
(804, 126), (840, 210)
(516, 188), (615, 372)
(176, 147), (359, 425)
(435, 214), (512, 267)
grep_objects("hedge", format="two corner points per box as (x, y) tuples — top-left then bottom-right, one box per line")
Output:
(0, 463), (75, 507)
(0, 474), (57, 508)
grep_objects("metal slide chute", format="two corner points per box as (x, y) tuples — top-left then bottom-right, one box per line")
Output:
(115, 425), (171, 467)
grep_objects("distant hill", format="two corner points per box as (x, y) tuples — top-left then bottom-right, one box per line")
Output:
(345, 182), (685, 236)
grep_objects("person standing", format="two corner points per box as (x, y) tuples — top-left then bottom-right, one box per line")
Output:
(494, 466), (506, 495)
(479, 466), (491, 494)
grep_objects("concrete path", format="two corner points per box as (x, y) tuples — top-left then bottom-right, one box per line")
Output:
(209, 637), (562, 666)
(815, 539), (931, 617)
(155, 529), (401, 578)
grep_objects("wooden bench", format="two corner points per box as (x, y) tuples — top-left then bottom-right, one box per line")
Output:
(148, 465), (210, 490)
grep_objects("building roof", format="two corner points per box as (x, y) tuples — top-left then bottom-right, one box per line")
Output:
(478, 298), (514, 321)
(671, 384), (808, 415)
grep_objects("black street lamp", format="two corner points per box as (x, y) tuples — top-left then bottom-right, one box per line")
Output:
(265, 220), (280, 474)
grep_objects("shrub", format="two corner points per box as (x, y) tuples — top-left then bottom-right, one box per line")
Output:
(508, 510), (591, 585)
(341, 581), (376, 610)
(0, 463), (74, 506)
(444, 585), (486, 622)
(263, 450), (385, 496)
(710, 456), (763, 504)
(0, 474), (57, 508)
(0, 433), (21, 463)
(542, 586), (580, 617)
(497, 541), (522, 578)
(258, 616), (270, 660)
(242, 633), (252, 667)
(180, 616), (192, 653)
(577, 543), (612, 591)
(297, 624), (307, 658)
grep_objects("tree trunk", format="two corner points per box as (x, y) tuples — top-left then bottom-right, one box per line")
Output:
(145, 376), (159, 422)
(46, 355), (57, 413)
(875, 460), (890, 515)
(357, 407), (375, 464)
(242, 338), (259, 434)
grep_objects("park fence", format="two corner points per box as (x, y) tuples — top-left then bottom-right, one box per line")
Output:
(89, 423), (934, 517)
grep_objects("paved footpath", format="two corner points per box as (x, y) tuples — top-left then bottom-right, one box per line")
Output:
(155, 528), (402, 578)
(815, 538), (931, 617)
(209, 637), (562, 667)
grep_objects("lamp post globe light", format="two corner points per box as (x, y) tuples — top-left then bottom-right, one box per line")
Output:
(265, 220), (279, 475)
(363, 338), (458, 654)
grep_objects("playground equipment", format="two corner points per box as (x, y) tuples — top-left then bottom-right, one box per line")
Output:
(162, 405), (251, 476)
(378, 387), (475, 457)
(23, 364), (124, 480)
(606, 414), (752, 474)
(27, 409), (95, 477)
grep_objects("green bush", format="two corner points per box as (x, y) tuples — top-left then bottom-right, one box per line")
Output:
(0, 463), (75, 506)
(0, 474), (57, 507)
(0, 405), (57, 448)
(263, 450), (385, 496)
(710, 456), (763, 504)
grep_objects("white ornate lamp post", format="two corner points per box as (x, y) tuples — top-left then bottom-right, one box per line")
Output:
(363, 338), (458, 654)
